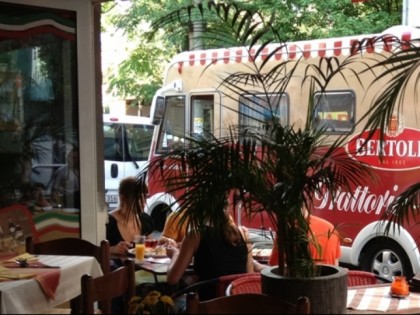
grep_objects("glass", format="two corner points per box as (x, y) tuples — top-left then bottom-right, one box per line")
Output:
(135, 243), (145, 263)
(145, 238), (158, 249)
(56, 189), (64, 209)
(391, 276), (410, 296)
(1, 3), (80, 234)
(156, 95), (186, 153)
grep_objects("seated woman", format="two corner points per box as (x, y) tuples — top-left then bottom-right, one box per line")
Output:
(165, 199), (254, 302)
(105, 176), (154, 314)
(106, 176), (154, 259)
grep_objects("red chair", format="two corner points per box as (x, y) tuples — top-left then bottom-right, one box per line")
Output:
(225, 273), (262, 295)
(347, 270), (390, 287)
(171, 273), (260, 300)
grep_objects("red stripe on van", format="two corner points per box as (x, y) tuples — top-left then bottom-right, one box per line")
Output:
(261, 47), (269, 60)
(402, 33), (411, 50)
(200, 53), (206, 65)
(189, 53), (195, 66)
(318, 42), (326, 57)
(212, 51), (218, 64)
(224, 50), (230, 64)
(289, 45), (296, 59)
(236, 49), (242, 63)
(303, 44), (311, 59)
(334, 41), (342, 56)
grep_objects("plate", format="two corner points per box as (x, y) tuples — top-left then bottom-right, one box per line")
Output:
(389, 291), (410, 298)
(127, 248), (167, 258)
(145, 253), (168, 259)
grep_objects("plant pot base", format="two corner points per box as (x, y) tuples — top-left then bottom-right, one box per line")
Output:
(261, 264), (348, 314)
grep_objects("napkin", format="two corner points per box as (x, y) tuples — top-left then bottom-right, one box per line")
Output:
(0, 253), (61, 300)
(0, 265), (37, 280)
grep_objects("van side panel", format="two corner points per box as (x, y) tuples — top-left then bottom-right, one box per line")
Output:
(148, 26), (420, 278)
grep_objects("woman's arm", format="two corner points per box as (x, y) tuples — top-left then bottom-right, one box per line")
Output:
(238, 226), (254, 273)
(166, 231), (199, 285)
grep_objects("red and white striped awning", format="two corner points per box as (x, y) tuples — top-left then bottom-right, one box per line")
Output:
(170, 26), (420, 74)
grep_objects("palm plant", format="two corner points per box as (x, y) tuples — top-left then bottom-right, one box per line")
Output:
(138, 0), (420, 279)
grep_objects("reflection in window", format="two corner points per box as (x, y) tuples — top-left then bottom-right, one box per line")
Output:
(156, 95), (186, 153)
(312, 91), (355, 134)
(191, 95), (214, 141)
(0, 3), (79, 213)
(239, 93), (289, 131)
(103, 123), (154, 161)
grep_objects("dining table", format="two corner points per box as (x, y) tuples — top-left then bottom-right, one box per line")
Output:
(224, 272), (420, 314)
(346, 283), (420, 314)
(0, 254), (103, 314)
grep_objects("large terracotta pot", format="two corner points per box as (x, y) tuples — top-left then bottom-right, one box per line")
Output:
(261, 264), (348, 314)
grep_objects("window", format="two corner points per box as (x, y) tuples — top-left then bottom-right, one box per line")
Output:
(103, 123), (154, 162)
(191, 95), (214, 141)
(239, 93), (289, 131)
(0, 3), (79, 207)
(156, 95), (186, 153)
(312, 91), (355, 134)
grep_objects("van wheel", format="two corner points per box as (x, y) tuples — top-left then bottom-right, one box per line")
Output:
(151, 204), (170, 232)
(360, 240), (413, 282)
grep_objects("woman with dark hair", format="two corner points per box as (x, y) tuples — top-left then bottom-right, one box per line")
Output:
(165, 197), (254, 302)
(106, 176), (154, 256)
(106, 176), (154, 313)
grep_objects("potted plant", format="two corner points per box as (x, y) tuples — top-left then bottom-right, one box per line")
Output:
(139, 2), (418, 313)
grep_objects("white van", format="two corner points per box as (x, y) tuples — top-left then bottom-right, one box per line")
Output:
(103, 114), (154, 209)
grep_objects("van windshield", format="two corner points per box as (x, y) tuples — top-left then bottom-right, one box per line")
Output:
(104, 122), (154, 161)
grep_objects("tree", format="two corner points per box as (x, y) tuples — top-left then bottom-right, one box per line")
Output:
(101, 0), (402, 106)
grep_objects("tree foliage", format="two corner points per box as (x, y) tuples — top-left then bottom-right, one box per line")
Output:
(102, 0), (402, 105)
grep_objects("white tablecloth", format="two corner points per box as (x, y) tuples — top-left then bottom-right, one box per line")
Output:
(347, 284), (420, 312)
(0, 255), (103, 314)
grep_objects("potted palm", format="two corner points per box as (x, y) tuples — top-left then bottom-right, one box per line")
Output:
(139, 1), (418, 313)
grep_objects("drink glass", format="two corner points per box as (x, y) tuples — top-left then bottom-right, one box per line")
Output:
(135, 243), (145, 263)
(145, 237), (158, 249)
(57, 191), (64, 209)
(391, 276), (410, 296)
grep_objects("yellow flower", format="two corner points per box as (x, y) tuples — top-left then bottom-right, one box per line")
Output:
(160, 295), (175, 306)
(148, 290), (161, 298)
(129, 291), (174, 314)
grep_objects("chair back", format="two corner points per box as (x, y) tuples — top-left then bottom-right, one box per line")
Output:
(186, 292), (310, 314)
(226, 273), (261, 295)
(25, 236), (111, 274)
(81, 258), (135, 314)
(216, 273), (260, 297)
(171, 273), (259, 300)
(347, 270), (390, 287)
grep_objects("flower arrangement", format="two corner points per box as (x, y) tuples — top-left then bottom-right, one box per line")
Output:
(128, 290), (174, 314)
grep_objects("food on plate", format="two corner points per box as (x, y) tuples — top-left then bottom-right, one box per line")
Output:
(145, 245), (167, 256)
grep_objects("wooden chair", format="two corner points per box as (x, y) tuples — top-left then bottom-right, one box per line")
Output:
(25, 236), (111, 274)
(347, 270), (391, 287)
(25, 236), (111, 314)
(186, 292), (310, 314)
(81, 258), (135, 314)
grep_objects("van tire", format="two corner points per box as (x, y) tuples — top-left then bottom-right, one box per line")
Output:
(360, 240), (414, 281)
